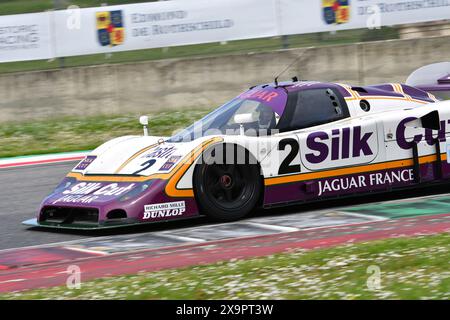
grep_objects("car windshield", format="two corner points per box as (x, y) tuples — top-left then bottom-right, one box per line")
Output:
(169, 87), (287, 142)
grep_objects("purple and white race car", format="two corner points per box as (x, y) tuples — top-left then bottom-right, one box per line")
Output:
(24, 62), (450, 229)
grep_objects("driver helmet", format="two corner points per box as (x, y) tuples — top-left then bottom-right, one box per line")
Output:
(257, 105), (276, 128)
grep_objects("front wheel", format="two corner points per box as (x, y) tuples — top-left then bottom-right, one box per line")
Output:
(193, 145), (262, 221)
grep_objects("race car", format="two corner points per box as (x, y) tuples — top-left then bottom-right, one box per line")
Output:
(23, 62), (450, 229)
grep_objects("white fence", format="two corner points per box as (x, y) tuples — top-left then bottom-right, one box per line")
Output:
(1, 0), (449, 63)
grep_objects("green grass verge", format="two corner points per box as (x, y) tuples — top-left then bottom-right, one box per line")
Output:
(2, 233), (449, 300)
(0, 109), (210, 158)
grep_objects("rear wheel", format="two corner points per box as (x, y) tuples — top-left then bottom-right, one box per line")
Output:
(193, 145), (262, 221)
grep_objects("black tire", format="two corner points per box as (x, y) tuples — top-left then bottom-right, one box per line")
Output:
(193, 144), (262, 221)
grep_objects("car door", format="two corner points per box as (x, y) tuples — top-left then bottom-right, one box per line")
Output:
(284, 87), (377, 170)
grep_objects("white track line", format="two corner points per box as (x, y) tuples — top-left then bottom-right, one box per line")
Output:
(160, 234), (207, 243)
(340, 211), (388, 221)
(297, 219), (381, 232)
(63, 246), (110, 256)
(0, 279), (25, 284)
(244, 222), (299, 232)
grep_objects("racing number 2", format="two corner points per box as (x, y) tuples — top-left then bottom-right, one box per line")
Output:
(133, 159), (157, 175)
(278, 138), (301, 175)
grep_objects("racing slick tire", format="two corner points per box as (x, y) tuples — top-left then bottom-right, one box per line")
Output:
(193, 144), (263, 222)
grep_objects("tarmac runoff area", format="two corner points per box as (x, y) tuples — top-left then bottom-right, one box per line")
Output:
(0, 154), (450, 292)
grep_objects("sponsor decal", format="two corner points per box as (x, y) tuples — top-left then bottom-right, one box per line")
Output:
(305, 126), (373, 164)
(396, 117), (448, 150)
(74, 156), (97, 171)
(143, 201), (186, 219)
(143, 146), (177, 159)
(160, 156), (182, 171)
(318, 169), (414, 196)
(53, 194), (100, 204)
(62, 182), (135, 196)
(96, 10), (125, 47)
(52, 182), (135, 204)
(322, 0), (350, 25)
(239, 89), (279, 103)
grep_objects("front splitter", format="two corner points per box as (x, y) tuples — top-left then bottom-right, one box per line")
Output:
(22, 215), (203, 230)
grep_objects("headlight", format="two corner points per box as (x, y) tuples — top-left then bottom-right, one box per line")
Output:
(118, 180), (154, 202)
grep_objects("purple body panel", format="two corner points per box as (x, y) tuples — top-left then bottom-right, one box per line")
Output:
(357, 84), (403, 98)
(349, 83), (435, 102)
(413, 73), (450, 99)
(438, 74), (450, 84)
(286, 82), (352, 98)
(416, 83), (450, 100)
(418, 84), (450, 92)
(401, 85), (436, 102)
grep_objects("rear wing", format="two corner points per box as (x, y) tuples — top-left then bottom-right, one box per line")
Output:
(406, 62), (450, 100)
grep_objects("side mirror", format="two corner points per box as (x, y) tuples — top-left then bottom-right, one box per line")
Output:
(139, 115), (149, 136)
(234, 113), (255, 135)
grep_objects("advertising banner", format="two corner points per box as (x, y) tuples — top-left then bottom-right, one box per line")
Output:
(0, 0), (449, 63)
(278, 0), (450, 35)
(53, 0), (278, 57)
(0, 12), (53, 63)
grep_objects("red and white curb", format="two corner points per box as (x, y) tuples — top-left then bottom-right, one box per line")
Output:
(0, 151), (89, 169)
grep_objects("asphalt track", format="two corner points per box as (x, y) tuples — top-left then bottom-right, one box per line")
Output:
(1, 161), (450, 292)
(0, 162), (85, 250)
(2, 160), (450, 252)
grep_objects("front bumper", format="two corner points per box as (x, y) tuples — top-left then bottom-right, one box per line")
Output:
(25, 177), (200, 230)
